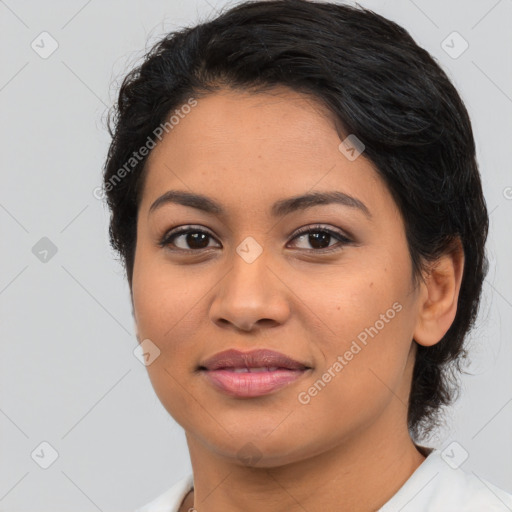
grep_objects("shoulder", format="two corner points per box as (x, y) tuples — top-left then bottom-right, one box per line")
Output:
(379, 449), (512, 512)
(134, 473), (194, 512)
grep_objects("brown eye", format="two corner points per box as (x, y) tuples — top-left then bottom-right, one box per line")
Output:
(160, 227), (220, 251)
(288, 225), (352, 252)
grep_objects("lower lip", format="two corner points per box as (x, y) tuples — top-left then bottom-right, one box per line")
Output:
(201, 369), (308, 398)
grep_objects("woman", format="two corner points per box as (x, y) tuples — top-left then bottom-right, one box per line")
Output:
(102, 0), (512, 510)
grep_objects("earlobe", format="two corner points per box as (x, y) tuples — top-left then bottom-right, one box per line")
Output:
(413, 239), (465, 347)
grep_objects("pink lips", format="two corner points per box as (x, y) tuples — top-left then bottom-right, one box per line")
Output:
(199, 349), (311, 398)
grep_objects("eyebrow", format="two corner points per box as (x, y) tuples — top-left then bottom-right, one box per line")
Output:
(148, 189), (371, 219)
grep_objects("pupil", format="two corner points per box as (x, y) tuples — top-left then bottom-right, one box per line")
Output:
(309, 232), (330, 249)
(188, 233), (209, 249)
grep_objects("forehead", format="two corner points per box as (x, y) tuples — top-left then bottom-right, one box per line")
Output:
(149, 87), (340, 159)
(140, 87), (388, 218)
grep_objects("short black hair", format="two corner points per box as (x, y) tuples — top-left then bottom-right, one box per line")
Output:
(102, 0), (489, 441)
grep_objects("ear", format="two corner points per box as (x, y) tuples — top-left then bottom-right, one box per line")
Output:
(413, 238), (465, 347)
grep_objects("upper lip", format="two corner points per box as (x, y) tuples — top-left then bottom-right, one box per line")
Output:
(199, 349), (310, 371)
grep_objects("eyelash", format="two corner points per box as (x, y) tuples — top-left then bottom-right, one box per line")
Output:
(158, 224), (353, 254)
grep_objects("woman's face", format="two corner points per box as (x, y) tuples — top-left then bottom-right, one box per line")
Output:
(132, 87), (423, 466)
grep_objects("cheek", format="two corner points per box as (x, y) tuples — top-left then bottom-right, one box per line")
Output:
(132, 248), (203, 339)
(299, 256), (408, 347)
(131, 256), (203, 424)
(294, 304), (413, 441)
(295, 257), (414, 409)
(131, 249), (220, 403)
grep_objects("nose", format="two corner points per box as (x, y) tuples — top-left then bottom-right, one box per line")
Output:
(209, 250), (291, 332)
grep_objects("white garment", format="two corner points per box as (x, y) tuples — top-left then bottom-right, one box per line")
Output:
(135, 449), (512, 512)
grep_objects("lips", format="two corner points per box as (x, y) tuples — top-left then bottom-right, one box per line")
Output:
(199, 349), (312, 398)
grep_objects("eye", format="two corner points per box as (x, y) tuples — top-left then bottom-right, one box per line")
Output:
(159, 226), (220, 251)
(288, 224), (352, 253)
(159, 224), (353, 253)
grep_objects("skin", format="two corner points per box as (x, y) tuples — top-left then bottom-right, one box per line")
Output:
(131, 86), (464, 512)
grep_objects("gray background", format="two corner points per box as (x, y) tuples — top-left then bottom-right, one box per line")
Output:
(1, 0), (511, 510)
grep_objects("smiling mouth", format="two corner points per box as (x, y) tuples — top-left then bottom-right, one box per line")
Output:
(197, 348), (312, 398)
